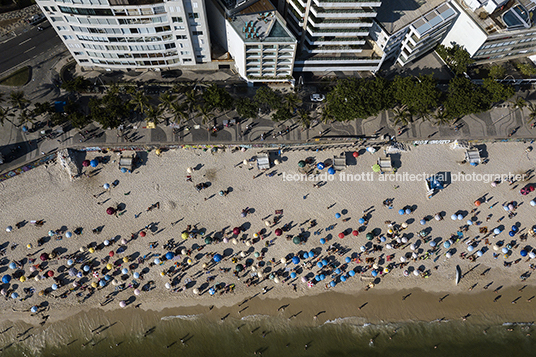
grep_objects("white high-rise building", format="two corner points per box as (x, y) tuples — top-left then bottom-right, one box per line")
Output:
(35, 0), (212, 71)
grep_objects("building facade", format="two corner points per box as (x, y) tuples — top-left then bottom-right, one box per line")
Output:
(35, 0), (212, 71)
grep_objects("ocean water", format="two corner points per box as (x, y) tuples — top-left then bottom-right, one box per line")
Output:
(2, 312), (536, 357)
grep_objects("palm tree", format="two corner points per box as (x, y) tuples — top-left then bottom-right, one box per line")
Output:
(510, 96), (527, 120)
(130, 90), (150, 114)
(320, 107), (332, 124)
(527, 102), (536, 124)
(158, 92), (177, 114)
(144, 105), (163, 125)
(17, 109), (33, 126)
(0, 106), (8, 126)
(183, 89), (199, 121)
(296, 108), (311, 129)
(170, 102), (188, 125)
(9, 91), (28, 110)
(431, 108), (451, 126)
(107, 83), (120, 96)
(392, 105), (412, 126)
(196, 104), (214, 128)
(0, 92), (4, 104)
(284, 93), (302, 113)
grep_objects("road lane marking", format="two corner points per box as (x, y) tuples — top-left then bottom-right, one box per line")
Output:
(23, 46), (36, 53)
(18, 38), (31, 46)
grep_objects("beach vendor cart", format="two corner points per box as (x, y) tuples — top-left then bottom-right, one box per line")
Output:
(257, 153), (270, 170)
(425, 176), (444, 199)
(465, 149), (481, 166)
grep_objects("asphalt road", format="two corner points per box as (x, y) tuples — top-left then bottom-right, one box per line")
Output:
(0, 22), (62, 75)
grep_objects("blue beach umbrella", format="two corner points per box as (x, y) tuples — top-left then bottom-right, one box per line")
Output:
(494, 228), (501, 235)
(165, 252), (174, 260)
(320, 274), (325, 281)
(133, 272), (140, 279)
(321, 259), (328, 266)
(99, 280), (106, 287)
(2, 275), (11, 284)
(308, 251), (314, 258)
(154, 258), (161, 265)
(22, 126), (28, 132)
(335, 268), (341, 275)
(320, 238), (326, 244)
(90, 159), (98, 168)
(502, 247), (509, 254)
(405, 208), (411, 215)
(521, 250), (528, 257)
(443, 241), (451, 249)
(420, 219), (426, 225)
(358, 218), (365, 224)
(380, 236), (386, 243)
(457, 214), (463, 220)
(467, 220), (473, 226)
(103, 183), (110, 190)
(467, 245), (474, 252)
(429, 241), (436, 248)
(330, 281), (336, 287)
(67, 259), (74, 266)
(8, 262), (16, 270)
(290, 272), (297, 279)
(121, 268), (128, 275)
(51, 284), (58, 290)
(345, 257), (351, 263)
(11, 292), (18, 299)
(30, 306), (38, 313)
(83, 265), (90, 272)
(398, 209), (405, 215)
(66, 231), (72, 238)
(315, 275), (320, 281)
(335, 213), (341, 219)
(209, 288), (215, 295)
(360, 246), (366, 252)
(292, 256), (300, 264)
(450, 214), (457, 221)
(348, 270), (355, 277)
(511, 225), (519, 232)
(77, 272), (83, 278)
(213, 254), (222, 262)
(317, 163), (325, 170)
(121, 168), (127, 173)
(328, 167), (335, 175)
(340, 275), (347, 282)
(317, 262), (323, 268)
(476, 251), (483, 257)
(371, 270), (378, 277)
(302, 253), (308, 259)
(105, 274), (111, 281)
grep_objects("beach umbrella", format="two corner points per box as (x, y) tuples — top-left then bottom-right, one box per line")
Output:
(434, 214), (441, 221)
(494, 228), (501, 235)
(123, 257), (129, 263)
(77, 272), (83, 278)
(398, 209), (405, 215)
(302, 253), (308, 259)
(92, 271), (99, 278)
(521, 250), (528, 257)
(345, 257), (351, 263)
(8, 262), (16, 270)
(476, 251), (483, 257)
(405, 208), (411, 215)
(120, 238), (128, 245)
(401, 237), (408, 244)
(121, 168), (127, 173)
(529, 252), (536, 259)
(386, 244), (392, 250)
(68, 268), (77, 277)
(400, 257), (406, 262)
(503, 205), (510, 211)
(509, 231), (515, 237)
(317, 163), (325, 170)
(154, 258), (161, 265)
(82, 160), (90, 167)
(90, 159), (98, 168)
(330, 281), (336, 287)
(317, 262), (323, 268)
(191, 288), (199, 295)
(474, 200), (481, 207)
(340, 275), (347, 282)
(11, 293), (18, 299)
(335, 213), (341, 219)
(223, 238), (229, 243)
(47, 270), (54, 278)
(367, 147), (376, 153)
(352, 230), (359, 236)
(35, 275), (41, 281)
(104, 274), (111, 281)
(298, 160), (306, 168)
(420, 219), (426, 225)
(410, 243), (416, 251)
(335, 268), (341, 275)
(109, 251), (115, 257)
(320, 274), (326, 281)
(257, 272), (263, 279)
(51, 284), (58, 290)
(308, 251), (314, 258)
(72, 281), (79, 288)
(119, 301), (126, 308)
(67, 259), (74, 266)
(133, 272), (140, 279)
(274, 277), (280, 284)
(371, 270), (378, 277)
(321, 259), (328, 266)
(121, 268), (128, 275)
(88, 247), (95, 254)
(187, 258), (193, 265)
(1, 275), (10, 284)
(502, 247), (508, 254)
(254, 252), (260, 258)
(235, 264), (244, 272)
(290, 272), (297, 279)
(328, 167), (335, 175)
(531, 200), (536, 207)
(348, 270), (355, 277)
(209, 288), (215, 295)
(468, 245), (474, 252)
(450, 214), (457, 221)
(307, 281), (314, 288)
(83, 265), (90, 272)
(443, 241), (451, 249)
(403, 270), (409, 277)
(213, 254), (222, 262)
(467, 220), (473, 226)
(380, 236), (386, 243)
(320, 238), (326, 244)
(240, 252), (246, 258)
(446, 252), (452, 258)
(292, 256), (300, 264)
(402, 222), (408, 229)
(275, 229), (283, 236)
(165, 282), (171, 289)
(106, 207), (116, 215)
(512, 225), (519, 232)
(366, 233), (373, 241)
(353, 151), (359, 158)
(99, 280), (106, 287)
(372, 164), (381, 173)
(293, 236), (301, 245)
(181, 232), (188, 240)
(338, 232), (345, 239)
(204, 237), (212, 245)
(30, 266), (36, 273)
(30, 306), (38, 313)
(358, 218), (365, 224)
(457, 214), (463, 220)
(265, 221), (271, 227)
(103, 183), (110, 191)
(48, 230), (55, 237)
(132, 288), (140, 296)
(112, 279), (119, 286)
(301, 277), (307, 283)
(65, 231), (72, 238)
(413, 270), (420, 276)
(232, 238), (238, 245)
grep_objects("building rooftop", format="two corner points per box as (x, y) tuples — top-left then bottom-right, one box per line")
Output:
(227, 1), (296, 43)
(375, 0), (448, 34)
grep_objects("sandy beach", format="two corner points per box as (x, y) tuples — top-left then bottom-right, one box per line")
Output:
(1, 141), (536, 354)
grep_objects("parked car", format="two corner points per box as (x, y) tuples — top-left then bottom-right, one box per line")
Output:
(310, 93), (325, 102)
(27, 14), (45, 25)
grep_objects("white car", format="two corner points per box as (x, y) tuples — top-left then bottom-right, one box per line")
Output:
(310, 93), (325, 102)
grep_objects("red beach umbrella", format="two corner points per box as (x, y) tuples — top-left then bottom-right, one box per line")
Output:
(40, 253), (49, 261)
(47, 270), (54, 277)
(109, 251), (115, 257)
(82, 160), (90, 167)
(139, 231), (146, 237)
(474, 200), (481, 207)
(338, 232), (345, 239)
(106, 207), (116, 215)
(233, 227), (240, 235)
(275, 228), (283, 236)
(353, 152), (359, 158)
(352, 230), (359, 236)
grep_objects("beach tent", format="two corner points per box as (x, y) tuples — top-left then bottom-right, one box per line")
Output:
(465, 149), (481, 165)
(257, 153), (270, 170)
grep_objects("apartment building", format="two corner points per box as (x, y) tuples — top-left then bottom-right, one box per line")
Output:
(273, 0), (383, 72)
(35, 0), (212, 71)
(206, 0), (297, 84)
(371, 0), (459, 69)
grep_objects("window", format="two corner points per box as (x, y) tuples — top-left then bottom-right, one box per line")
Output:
(79, 59), (89, 63)
(58, 6), (113, 16)
(192, 31), (203, 35)
(63, 35), (73, 40)
(50, 17), (63, 22)
(184, 58), (192, 62)
(175, 26), (185, 30)
(165, 43), (176, 49)
(56, 26), (67, 31)
(193, 2), (198, 8)
(43, 6), (50, 11)
(172, 17), (183, 22)
(154, 6), (165, 14)
(73, 51), (84, 55)
(176, 35), (187, 39)
(188, 12), (199, 19)
(51, 6), (57, 11)
(180, 50), (191, 55)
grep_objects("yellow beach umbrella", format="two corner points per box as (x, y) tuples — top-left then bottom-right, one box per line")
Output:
(182, 232), (188, 240)
(106, 263), (113, 270)
(123, 257), (129, 263)
(88, 247), (95, 254)
(187, 258), (193, 265)
(91, 282), (98, 288)
(19, 276), (26, 282)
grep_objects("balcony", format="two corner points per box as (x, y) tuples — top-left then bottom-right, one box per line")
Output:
(312, 0), (381, 7)
(306, 36), (366, 46)
(289, 0), (305, 18)
(310, 5), (377, 18)
(306, 27), (369, 37)
(305, 45), (364, 53)
(307, 17), (373, 28)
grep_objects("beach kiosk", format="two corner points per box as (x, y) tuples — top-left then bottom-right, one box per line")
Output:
(119, 154), (134, 173)
(257, 153), (270, 170)
(377, 157), (393, 172)
(426, 176), (444, 199)
(465, 149), (481, 165)
(332, 154), (347, 171)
